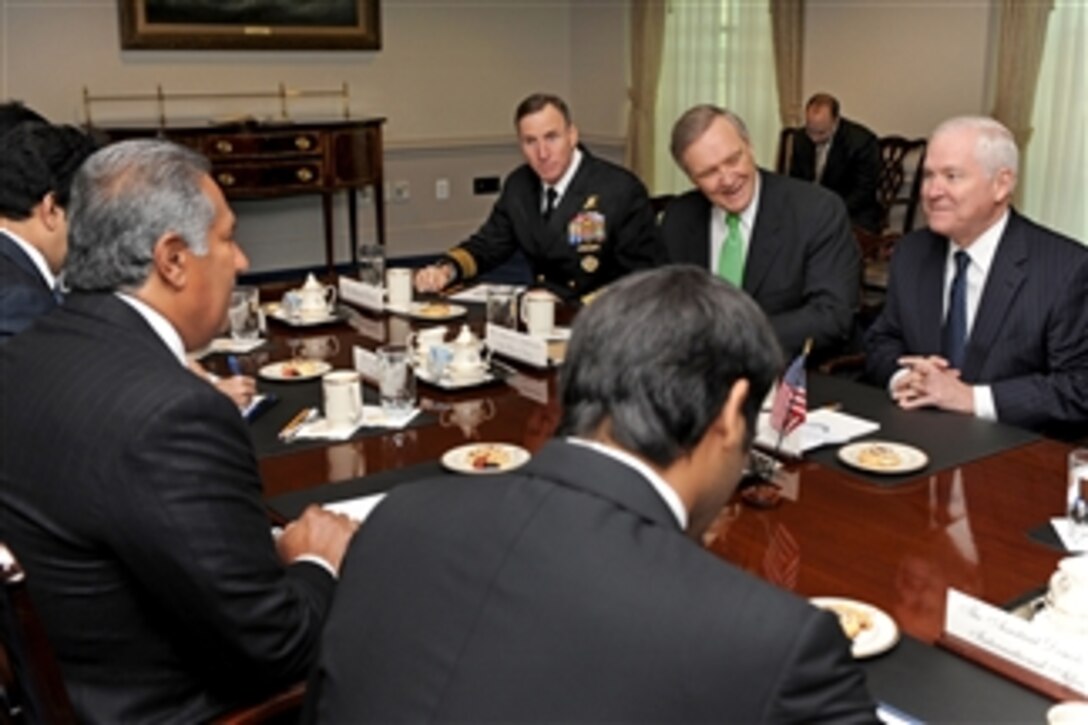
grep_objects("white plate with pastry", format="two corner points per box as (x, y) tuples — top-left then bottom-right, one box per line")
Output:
(258, 359), (332, 382)
(837, 440), (928, 475)
(810, 596), (899, 659)
(387, 301), (468, 321)
(441, 443), (530, 475)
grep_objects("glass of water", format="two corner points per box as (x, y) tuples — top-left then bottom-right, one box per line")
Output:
(358, 244), (385, 287)
(228, 285), (260, 340)
(486, 285), (519, 329)
(1068, 449), (1088, 540)
(377, 344), (416, 415)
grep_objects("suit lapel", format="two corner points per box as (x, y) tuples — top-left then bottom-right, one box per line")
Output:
(523, 440), (681, 532)
(914, 234), (947, 354)
(744, 171), (784, 296)
(962, 216), (1027, 379)
(530, 150), (595, 253)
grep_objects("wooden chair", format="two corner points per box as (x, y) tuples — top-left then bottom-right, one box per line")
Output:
(856, 136), (927, 262)
(0, 541), (304, 724)
(774, 126), (798, 174)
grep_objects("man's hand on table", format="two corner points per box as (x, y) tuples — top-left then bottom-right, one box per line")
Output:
(277, 505), (359, 575)
(415, 263), (454, 293)
(892, 355), (975, 415)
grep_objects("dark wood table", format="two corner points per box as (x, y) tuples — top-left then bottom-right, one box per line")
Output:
(212, 293), (1069, 718)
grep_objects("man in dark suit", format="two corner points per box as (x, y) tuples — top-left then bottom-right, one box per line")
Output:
(415, 93), (662, 303)
(660, 104), (859, 359)
(865, 116), (1088, 437)
(788, 93), (882, 232)
(308, 266), (878, 722)
(0, 122), (97, 340)
(0, 139), (357, 722)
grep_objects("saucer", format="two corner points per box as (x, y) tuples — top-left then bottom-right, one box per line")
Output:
(266, 306), (342, 327)
(810, 596), (899, 658)
(837, 441), (928, 475)
(441, 443), (530, 475)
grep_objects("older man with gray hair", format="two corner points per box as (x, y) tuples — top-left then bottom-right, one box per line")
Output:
(0, 139), (357, 722)
(865, 116), (1088, 437)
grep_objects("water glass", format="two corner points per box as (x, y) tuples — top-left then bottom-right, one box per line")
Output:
(377, 344), (416, 415)
(1068, 449), (1088, 539)
(358, 244), (385, 287)
(486, 285), (518, 329)
(228, 285), (260, 340)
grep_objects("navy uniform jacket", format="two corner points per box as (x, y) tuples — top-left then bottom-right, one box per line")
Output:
(864, 211), (1088, 438)
(0, 231), (57, 341)
(444, 148), (663, 302)
(789, 117), (882, 232)
(308, 440), (878, 723)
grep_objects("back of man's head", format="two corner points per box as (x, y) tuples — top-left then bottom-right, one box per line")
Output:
(0, 101), (47, 139)
(559, 265), (782, 467)
(0, 122), (98, 220)
(64, 139), (213, 293)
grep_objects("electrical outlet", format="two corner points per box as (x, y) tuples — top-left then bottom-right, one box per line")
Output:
(435, 178), (450, 200)
(392, 180), (411, 203)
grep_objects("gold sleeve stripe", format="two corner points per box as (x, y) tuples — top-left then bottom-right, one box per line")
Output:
(447, 247), (477, 280)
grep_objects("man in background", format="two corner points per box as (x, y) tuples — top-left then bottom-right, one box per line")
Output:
(788, 93), (881, 232)
(308, 266), (877, 722)
(415, 93), (662, 303)
(661, 104), (859, 360)
(865, 116), (1088, 438)
(0, 139), (357, 722)
(0, 122), (97, 339)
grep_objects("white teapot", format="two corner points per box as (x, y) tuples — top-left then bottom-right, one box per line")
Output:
(447, 325), (489, 382)
(294, 273), (337, 320)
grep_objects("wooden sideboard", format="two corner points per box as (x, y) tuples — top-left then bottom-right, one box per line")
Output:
(90, 118), (386, 271)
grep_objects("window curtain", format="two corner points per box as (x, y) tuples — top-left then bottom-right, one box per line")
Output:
(988, 0), (1053, 206)
(653, 0), (782, 194)
(1022, 0), (1087, 242)
(626, 0), (668, 187)
(770, 0), (804, 128)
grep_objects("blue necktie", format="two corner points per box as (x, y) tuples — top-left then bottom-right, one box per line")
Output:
(942, 250), (970, 369)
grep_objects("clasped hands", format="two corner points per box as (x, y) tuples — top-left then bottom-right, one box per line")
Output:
(891, 355), (974, 415)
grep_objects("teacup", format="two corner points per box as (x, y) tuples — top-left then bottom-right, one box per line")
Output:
(520, 289), (555, 337)
(408, 326), (448, 366)
(447, 358), (489, 384)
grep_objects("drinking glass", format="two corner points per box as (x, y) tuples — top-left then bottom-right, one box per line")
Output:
(1067, 449), (1088, 541)
(358, 244), (385, 287)
(486, 285), (518, 329)
(377, 344), (416, 415)
(228, 285), (260, 340)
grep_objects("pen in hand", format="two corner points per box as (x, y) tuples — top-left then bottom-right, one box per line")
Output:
(227, 355), (243, 377)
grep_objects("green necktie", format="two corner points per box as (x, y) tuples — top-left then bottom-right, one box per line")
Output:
(717, 211), (745, 286)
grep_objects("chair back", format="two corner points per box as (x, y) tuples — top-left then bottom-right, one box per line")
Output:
(0, 542), (76, 725)
(775, 126), (798, 174)
(875, 136), (927, 235)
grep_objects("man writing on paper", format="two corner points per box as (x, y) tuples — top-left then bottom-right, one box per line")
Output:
(864, 116), (1088, 437)
(308, 266), (877, 722)
(0, 139), (357, 722)
(660, 104), (859, 360)
(414, 93), (663, 303)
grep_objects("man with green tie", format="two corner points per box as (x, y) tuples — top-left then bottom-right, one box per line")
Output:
(660, 104), (859, 359)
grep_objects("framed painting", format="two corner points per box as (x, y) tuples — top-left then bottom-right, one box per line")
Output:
(118, 0), (381, 51)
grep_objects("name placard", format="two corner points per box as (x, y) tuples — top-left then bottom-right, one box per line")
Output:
(339, 276), (384, 312)
(353, 345), (380, 384)
(485, 323), (550, 368)
(944, 588), (1088, 695)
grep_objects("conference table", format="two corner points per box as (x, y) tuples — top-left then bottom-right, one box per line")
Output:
(209, 289), (1073, 721)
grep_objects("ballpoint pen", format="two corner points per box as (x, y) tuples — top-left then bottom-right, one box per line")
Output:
(278, 407), (318, 441)
(227, 355), (243, 377)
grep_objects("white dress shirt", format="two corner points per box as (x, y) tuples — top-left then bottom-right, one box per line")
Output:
(707, 173), (762, 278)
(541, 148), (584, 213)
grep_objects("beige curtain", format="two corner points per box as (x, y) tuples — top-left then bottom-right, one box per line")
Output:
(626, 0), (667, 187)
(769, 0), (804, 128)
(990, 0), (1054, 157)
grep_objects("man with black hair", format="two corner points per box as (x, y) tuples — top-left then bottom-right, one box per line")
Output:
(308, 266), (878, 722)
(0, 122), (97, 339)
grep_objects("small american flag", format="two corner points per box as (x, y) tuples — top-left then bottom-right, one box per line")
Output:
(770, 351), (807, 435)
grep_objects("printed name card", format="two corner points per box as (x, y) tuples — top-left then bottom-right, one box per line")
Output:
(339, 276), (384, 312)
(485, 323), (550, 368)
(944, 588), (1088, 695)
(353, 345), (380, 383)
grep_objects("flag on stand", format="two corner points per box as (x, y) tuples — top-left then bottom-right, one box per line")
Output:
(770, 349), (808, 435)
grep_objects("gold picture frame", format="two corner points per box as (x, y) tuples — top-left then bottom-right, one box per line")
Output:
(119, 0), (381, 51)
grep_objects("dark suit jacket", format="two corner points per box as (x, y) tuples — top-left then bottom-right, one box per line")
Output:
(661, 171), (860, 358)
(446, 148), (663, 301)
(307, 440), (877, 723)
(0, 294), (336, 723)
(0, 231), (56, 341)
(789, 117), (881, 232)
(864, 211), (1088, 437)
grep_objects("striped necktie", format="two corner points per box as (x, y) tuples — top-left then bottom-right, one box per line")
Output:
(942, 250), (970, 369)
(717, 211), (745, 286)
(542, 187), (558, 221)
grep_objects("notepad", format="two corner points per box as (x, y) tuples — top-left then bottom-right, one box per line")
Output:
(756, 408), (879, 457)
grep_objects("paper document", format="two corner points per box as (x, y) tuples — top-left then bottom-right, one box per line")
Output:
(325, 493), (388, 523)
(448, 283), (526, 304)
(756, 408), (879, 457)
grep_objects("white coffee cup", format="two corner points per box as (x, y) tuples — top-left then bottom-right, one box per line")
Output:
(520, 290), (555, 337)
(1047, 702), (1088, 725)
(322, 370), (363, 428)
(386, 268), (413, 309)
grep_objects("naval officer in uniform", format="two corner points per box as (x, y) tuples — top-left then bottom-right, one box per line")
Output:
(414, 93), (663, 303)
